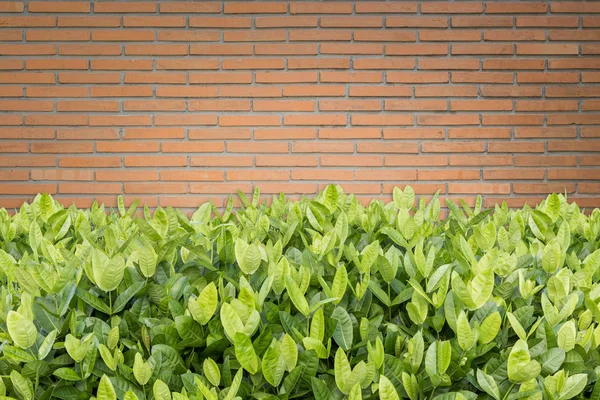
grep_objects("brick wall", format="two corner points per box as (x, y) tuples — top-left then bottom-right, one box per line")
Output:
(0, 1), (599, 210)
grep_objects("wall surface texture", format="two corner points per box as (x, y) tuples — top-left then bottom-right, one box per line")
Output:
(0, 1), (599, 210)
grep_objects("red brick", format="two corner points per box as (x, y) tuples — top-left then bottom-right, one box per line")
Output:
(387, 44), (448, 55)
(254, 100), (314, 112)
(97, 141), (160, 153)
(126, 156), (187, 167)
(386, 100), (447, 111)
(423, 142), (485, 153)
(91, 86), (153, 97)
(32, 143), (93, 154)
(293, 169), (353, 181)
(452, 72), (513, 83)
(356, 170), (417, 181)
(224, 30), (286, 42)
(123, 16), (185, 27)
(0, 44), (56, 55)
(26, 114), (88, 126)
(162, 142), (224, 153)
(161, 171), (223, 182)
(352, 115), (413, 126)
(0, 2), (24, 12)
(283, 85), (345, 97)
(27, 30), (90, 42)
(0, 142), (28, 153)
(227, 142), (287, 153)
(387, 17), (448, 28)
(384, 129), (445, 139)
(126, 183), (187, 194)
(222, 58), (284, 70)
(582, 128), (600, 138)
(416, 86), (477, 97)
(322, 156), (382, 167)
(97, 170), (159, 182)
(0, 100), (52, 111)
(95, 2), (156, 13)
(517, 17), (579, 27)
(189, 99), (250, 111)
(484, 169), (544, 180)
(419, 170), (480, 181)
(321, 16), (382, 28)
(26, 59), (88, 70)
(450, 100), (512, 111)
(125, 72), (186, 84)
(386, 156), (448, 167)
(292, 142), (354, 153)
(290, 2), (352, 14)
(0, 171), (29, 181)
(481, 86), (542, 97)
(59, 44), (121, 56)
(449, 128), (511, 139)
(158, 30), (220, 42)
(319, 128), (380, 139)
(123, 100), (185, 111)
(488, 142), (545, 153)
(254, 128), (315, 140)
(350, 86), (411, 98)
(358, 142), (419, 154)
(224, 2), (286, 13)
(418, 114), (480, 126)
(388, 72), (448, 83)
(484, 30), (546, 41)
(220, 115), (280, 127)
(321, 43), (384, 55)
(256, 156), (317, 167)
(192, 183), (254, 194)
(288, 58), (350, 69)
(451, 17), (513, 27)
(191, 73), (252, 84)
(28, 87), (88, 98)
(126, 44), (187, 56)
(450, 155), (512, 166)
(420, 30), (480, 42)
(0, 86), (24, 97)
(550, 2), (600, 12)
(548, 169), (600, 180)
(0, 156), (55, 167)
(320, 99), (381, 111)
(0, 17), (56, 27)
(449, 183), (511, 195)
(356, 2), (417, 13)
(255, 44), (317, 55)
(0, 184), (57, 195)
(0, 128), (54, 139)
(514, 156), (576, 167)
(56, 100), (118, 112)
(486, 2), (547, 13)
(31, 170), (94, 181)
(155, 115), (217, 126)
(190, 17), (251, 28)
(92, 30), (155, 42)
(483, 59), (544, 70)
(290, 29), (351, 41)
(58, 128), (119, 140)
(285, 114), (346, 126)
(58, 17), (120, 27)
(29, 1), (90, 12)
(89, 115), (152, 126)
(483, 115), (544, 125)
(514, 184), (576, 194)
(0, 32), (23, 42)
(515, 127), (577, 138)
(579, 184), (600, 194)
(157, 60), (219, 70)
(160, 2), (221, 13)
(191, 156), (252, 167)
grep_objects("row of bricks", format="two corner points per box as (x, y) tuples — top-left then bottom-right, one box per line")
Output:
(2, 99), (600, 112)
(2, 30), (600, 42)
(0, 182), (597, 197)
(0, 127), (592, 139)
(1, 43), (599, 55)
(1, 72), (598, 84)
(1, 16), (599, 29)
(1, 86), (598, 98)
(2, 114), (600, 126)
(2, 58), (600, 70)
(3, 2), (599, 14)
(1, 168), (599, 182)
(2, 140), (600, 153)
(2, 155), (598, 167)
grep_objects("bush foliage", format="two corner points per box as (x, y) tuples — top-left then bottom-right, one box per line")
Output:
(1, 186), (600, 400)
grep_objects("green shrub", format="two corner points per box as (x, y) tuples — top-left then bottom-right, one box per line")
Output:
(0, 186), (599, 400)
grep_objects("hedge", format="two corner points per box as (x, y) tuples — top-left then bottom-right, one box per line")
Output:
(0, 186), (599, 400)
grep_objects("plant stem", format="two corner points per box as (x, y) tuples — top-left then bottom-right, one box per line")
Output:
(387, 283), (392, 321)
(109, 290), (112, 314)
(502, 382), (517, 400)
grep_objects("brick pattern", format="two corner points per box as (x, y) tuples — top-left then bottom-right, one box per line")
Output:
(0, 1), (599, 210)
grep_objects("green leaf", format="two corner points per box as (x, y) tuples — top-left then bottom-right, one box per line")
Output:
(93, 250), (125, 292)
(331, 307), (353, 351)
(112, 280), (145, 314)
(234, 332), (259, 374)
(285, 275), (310, 317)
(10, 370), (33, 400)
(153, 379), (172, 400)
(203, 358), (221, 387)
(235, 240), (261, 275)
(281, 334), (298, 372)
(379, 374), (400, 400)
(53, 367), (81, 381)
(476, 369), (500, 400)
(6, 311), (37, 350)
(189, 282), (218, 325)
(97, 375), (117, 400)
